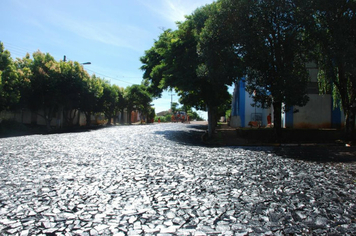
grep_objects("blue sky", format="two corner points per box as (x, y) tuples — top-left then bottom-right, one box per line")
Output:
(1, 0), (216, 119)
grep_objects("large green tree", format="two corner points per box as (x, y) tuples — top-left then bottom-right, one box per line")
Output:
(80, 74), (103, 127)
(14, 53), (32, 112)
(0, 45), (135, 130)
(141, 3), (240, 137)
(0, 43), (23, 111)
(28, 51), (62, 131)
(98, 80), (118, 125)
(196, 2), (243, 132)
(58, 60), (85, 127)
(125, 84), (152, 124)
(112, 84), (125, 125)
(311, 0), (356, 140)
(220, 0), (311, 138)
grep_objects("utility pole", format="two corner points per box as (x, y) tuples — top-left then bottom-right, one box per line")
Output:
(62, 55), (92, 126)
(170, 93), (175, 110)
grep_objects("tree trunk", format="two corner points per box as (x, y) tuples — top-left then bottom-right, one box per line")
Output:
(45, 111), (52, 132)
(207, 106), (217, 138)
(345, 108), (355, 142)
(128, 110), (132, 125)
(45, 118), (52, 132)
(85, 111), (91, 127)
(63, 109), (76, 127)
(272, 101), (282, 142)
(56, 105), (63, 129)
(107, 115), (112, 125)
(76, 109), (81, 127)
(351, 111), (355, 141)
(43, 108), (53, 132)
(120, 110), (125, 124)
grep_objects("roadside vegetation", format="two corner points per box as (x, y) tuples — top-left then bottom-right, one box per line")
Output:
(0, 43), (155, 134)
(140, 0), (356, 141)
(154, 102), (205, 123)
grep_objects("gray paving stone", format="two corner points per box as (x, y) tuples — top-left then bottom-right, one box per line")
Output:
(0, 124), (355, 235)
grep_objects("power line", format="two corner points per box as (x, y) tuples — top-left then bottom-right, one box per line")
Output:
(1, 41), (63, 61)
(1, 41), (144, 86)
(84, 68), (138, 85)
(1, 41), (33, 58)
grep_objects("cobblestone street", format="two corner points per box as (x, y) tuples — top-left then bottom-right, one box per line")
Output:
(0, 123), (356, 235)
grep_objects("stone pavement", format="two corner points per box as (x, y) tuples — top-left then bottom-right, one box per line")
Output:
(0, 123), (355, 235)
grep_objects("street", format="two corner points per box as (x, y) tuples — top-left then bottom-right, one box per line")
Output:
(0, 123), (355, 235)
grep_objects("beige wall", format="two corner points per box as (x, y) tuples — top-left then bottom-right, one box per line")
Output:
(294, 94), (332, 128)
(1, 110), (34, 125)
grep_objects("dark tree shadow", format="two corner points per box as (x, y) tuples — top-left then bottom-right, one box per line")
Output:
(155, 123), (356, 164)
(154, 124), (208, 146)
(271, 146), (356, 163)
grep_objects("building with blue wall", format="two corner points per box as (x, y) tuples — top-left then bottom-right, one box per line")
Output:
(230, 80), (270, 128)
(230, 64), (344, 129)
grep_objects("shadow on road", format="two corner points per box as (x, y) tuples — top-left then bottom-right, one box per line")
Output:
(271, 146), (356, 163)
(154, 124), (207, 146)
(155, 124), (356, 164)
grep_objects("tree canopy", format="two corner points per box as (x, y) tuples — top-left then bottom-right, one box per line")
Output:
(311, 0), (356, 139)
(141, 3), (242, 137)
(141, 0), (355, 139)
(125, 84), (152, 124)
(0, 44), (154, 130)
(0, 42), (25, 111)
(219, 0), (312, 137)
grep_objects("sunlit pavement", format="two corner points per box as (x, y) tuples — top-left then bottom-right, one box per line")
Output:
(0, 123), (355, 235)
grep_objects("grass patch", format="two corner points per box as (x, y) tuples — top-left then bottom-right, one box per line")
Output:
(237, 128), (344, 144)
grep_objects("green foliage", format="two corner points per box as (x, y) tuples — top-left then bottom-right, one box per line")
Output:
(223, 0), (310, 131)
(125, 84), (153, 124)
(311, 0), (356, 136)
(147, 106), (156, 123)
(164, 114), (172, 122)
(125, 84), (152, 111)
(171, 102), (179, 113)
(0, 42), (23, 111)
(0, 43), (154, 129)
(14, 53), (33, 110)
(158, 102), (204, 121)
(140, 3), (239, 136)
(80, 74), (104, 124)
(225, 109), (231, 119)
(142, 0), (341, 136)
(182, 0), (312, 136)
(154, 114), (172, 123)
(99, 80), (118, 124)
(25, 51), (62, 130)
(154, 116), (166, 122)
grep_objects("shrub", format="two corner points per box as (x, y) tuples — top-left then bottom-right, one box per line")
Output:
(154, 116), (165, 122)
(164, 114), (172, 122)
(0, 119), (28, 135)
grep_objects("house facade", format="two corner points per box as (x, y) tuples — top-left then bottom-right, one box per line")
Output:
(230, 80), (271, 128)
(230, 64), (344, 129)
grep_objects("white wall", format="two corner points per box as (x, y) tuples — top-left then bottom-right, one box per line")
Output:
(294, 94), (332, 128)
(243, 92), (269, 127)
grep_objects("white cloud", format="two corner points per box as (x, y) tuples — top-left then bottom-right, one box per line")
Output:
(139, 0), (215, 26)
(162, 0), (188, 22)
(25, 3), (151, 53)
(55, 18), (149, 52)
